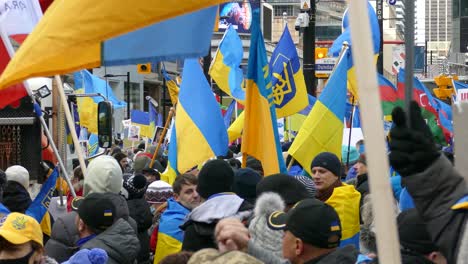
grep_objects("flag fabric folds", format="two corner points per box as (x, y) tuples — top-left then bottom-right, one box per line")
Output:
(153, 198), (190, 263)
(88, 133), (99, 157)
(102, 6), (218, 66)
(0, 0), (228, 90)
(162, 59), (228, 184)
(288, 50), (350, 175)
(328, 1), (380, 100)
(0, 0), (42, 43)
(397, 69), (446, 144)
(74, 71), (126, 134)
(26, 168), (58, 222)
(434, 98), (453, 140)
(131, 110), (152, 139)
(149, 102), (158, 139)
(223, 100), (236, 129)
(270, 26), (308, 118)
(0, 28), (27, 108)
(162, 69), (180, 105)
(75, 70), (127, 108)
(241, 12), (286, 176)
(209, 25), (245, 103)
(378, 74), (401, 117)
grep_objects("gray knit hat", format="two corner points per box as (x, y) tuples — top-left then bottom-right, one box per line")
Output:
(248, 192), (285, 258)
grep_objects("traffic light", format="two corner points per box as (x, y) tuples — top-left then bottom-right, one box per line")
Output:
(315, 47), (328, 61)
(433, 75), (458, 100)
(137, 63), (152, 74)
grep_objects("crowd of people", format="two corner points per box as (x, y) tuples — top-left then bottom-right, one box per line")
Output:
(0, 103), (466, 264)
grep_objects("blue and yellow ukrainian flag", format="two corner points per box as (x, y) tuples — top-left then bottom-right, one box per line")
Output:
(329, 1), (380, 101)
(161, 59), (229, 184)
(149, 102), (158, 139)
(270, 26), (308, 118)
(209, 25), (245, 103)
(153, 198), (190, 263)
(288, 50), (350, 175)
(241, 11), (286, 176)
(131, 110), (152, 138)
(162, 68), (180, 105)
(88, 133), (99, 157)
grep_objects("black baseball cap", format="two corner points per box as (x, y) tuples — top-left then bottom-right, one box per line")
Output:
(78, 193), (116, 233)
(267, 198), (342, 249)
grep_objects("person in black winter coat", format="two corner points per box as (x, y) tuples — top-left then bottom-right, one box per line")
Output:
(388, 102), (467, 264)
(122, 174), (153, 264)
(181, 159), (253, 251)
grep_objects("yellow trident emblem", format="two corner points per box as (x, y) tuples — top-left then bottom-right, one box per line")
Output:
(12, 216), (27, 230)
(272, 62), (293, 106)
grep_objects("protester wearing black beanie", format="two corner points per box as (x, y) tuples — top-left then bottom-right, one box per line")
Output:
(197, 159), (234, 199)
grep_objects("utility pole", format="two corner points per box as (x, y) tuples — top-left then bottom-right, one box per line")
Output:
(302, 0), (316, 96)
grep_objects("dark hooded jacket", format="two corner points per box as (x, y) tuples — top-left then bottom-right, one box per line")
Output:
(81, 218), (140, 264)
(181, 193), (253, 251)
(402, 155), (467, 264)
(126, 197), (153, 263)
(2, 181), (31, 213)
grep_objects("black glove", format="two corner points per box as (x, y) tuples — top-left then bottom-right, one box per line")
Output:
(389, 101), (440, 176)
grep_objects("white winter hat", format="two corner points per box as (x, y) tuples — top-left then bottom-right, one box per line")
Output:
(5, 165), (30, 190)
(84, 155), (123, 196)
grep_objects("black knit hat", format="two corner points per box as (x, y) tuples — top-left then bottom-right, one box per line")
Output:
(311, 152), (342, 177)
(78, 193), (116, 233)
(233, 168), (262, 204)
(197, 159), (234, 199)
(123, 174), (148, 199)
(256, 173), (310, 205)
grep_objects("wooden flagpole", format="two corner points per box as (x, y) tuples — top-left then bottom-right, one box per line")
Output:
(150, 107), (175, 168)
(55, 75), (87, 177)
(348, 0), (401, 263)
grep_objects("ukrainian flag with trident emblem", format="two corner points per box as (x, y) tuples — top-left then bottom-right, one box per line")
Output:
(241, 10), (286, 176)
(270, 25), (308, 118)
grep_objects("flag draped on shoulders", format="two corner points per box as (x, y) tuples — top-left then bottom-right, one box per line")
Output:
(210, 25), (245, 103)
(161, 59), (228, 184)
(241, 11), (286, 176)
(270, 26), (308, 118)
(288, 50), (350, 175)
(329, 1), (380, 101)
(153, 198), (190, 264)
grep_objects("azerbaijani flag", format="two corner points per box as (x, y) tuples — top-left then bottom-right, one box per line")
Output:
(397, 69), (446, 144)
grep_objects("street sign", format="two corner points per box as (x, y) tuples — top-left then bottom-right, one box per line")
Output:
(300, 0), (311, 10)
(315, 57), (338, 74)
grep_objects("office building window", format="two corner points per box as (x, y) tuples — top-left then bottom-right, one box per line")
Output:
(274, 5), (295, 17)
(462, 0), (468, 16)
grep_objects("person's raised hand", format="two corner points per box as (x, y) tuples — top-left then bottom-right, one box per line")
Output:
(389, 101), (440, 176)
(215, 218), (250, 253)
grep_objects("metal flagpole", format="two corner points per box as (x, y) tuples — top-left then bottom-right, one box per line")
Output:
(404, 0), (415, 122)
(0, 26), (77, 197)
